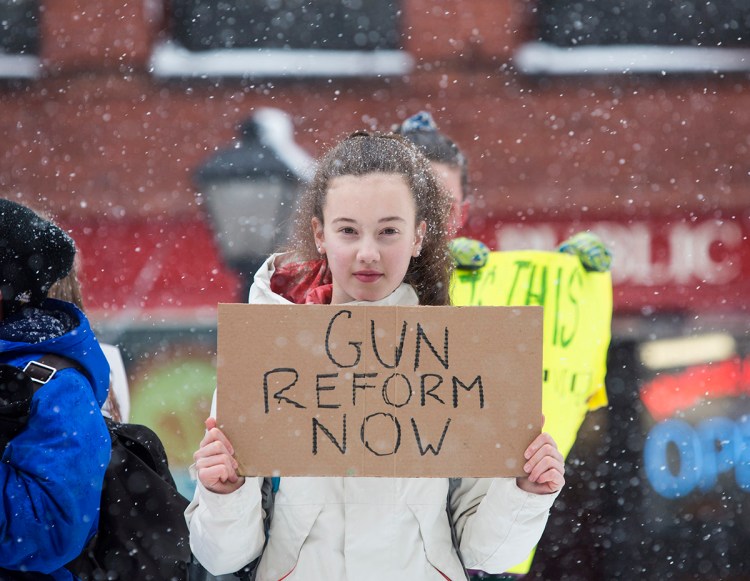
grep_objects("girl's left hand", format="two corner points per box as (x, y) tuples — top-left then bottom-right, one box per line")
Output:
(516, 431), (565, 495)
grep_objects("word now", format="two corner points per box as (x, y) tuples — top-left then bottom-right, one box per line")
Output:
(644, 415), (750, 498)
(312, 413), (453, 457)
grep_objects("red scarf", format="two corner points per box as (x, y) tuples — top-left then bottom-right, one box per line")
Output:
(270, 258), (333, 305)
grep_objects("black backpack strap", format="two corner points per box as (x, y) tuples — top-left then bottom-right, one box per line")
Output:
(1, 355), (84, 451)
(0, 364), (37, 451)
(22, 354), (84, 386)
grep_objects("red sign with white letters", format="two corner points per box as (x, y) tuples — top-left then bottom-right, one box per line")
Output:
(471, 213), (750, 314)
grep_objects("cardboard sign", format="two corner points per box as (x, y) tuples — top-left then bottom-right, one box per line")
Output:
(451, 250), (613, 459)
(217, 304), (542, 478)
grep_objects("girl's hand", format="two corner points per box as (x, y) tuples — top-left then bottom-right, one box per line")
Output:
(516, 431), (565, 495)
(194, 417), (245, 494)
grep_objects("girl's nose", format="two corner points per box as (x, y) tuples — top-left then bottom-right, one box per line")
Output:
(357, 239), (380, 263)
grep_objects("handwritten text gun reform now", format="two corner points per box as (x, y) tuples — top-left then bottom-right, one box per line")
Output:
(217, 304), (542, 478)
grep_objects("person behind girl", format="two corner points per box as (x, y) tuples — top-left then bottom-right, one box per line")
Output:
(393, 111), (470, 236)
(396, 112), (611, 579)
(394, 111), (612, 273)
(186, 131), (565, 581)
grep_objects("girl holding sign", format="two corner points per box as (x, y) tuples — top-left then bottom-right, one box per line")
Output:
(186, 132), (565, 581)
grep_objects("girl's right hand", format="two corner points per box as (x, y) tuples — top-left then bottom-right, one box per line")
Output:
(194, 417), (245, 494)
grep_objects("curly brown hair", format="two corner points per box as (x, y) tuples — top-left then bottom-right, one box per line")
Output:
(287, 131), (454, 306)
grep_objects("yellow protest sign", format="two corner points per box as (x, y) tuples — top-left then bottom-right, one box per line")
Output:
(451, 250), (612, 574)
(451, 250), (612, 459)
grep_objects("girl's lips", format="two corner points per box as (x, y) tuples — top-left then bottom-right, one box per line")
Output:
(353, 271), (383, 283)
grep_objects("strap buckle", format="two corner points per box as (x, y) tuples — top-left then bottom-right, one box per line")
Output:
(23, 360), (58, 385)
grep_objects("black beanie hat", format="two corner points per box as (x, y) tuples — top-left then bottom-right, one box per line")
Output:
(0, 199), (76, 313)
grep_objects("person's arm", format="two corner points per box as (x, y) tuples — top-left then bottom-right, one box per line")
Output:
(451, 432), (565, 573)
(185, 415), (266, 575)
(186, 475), (266, 575)
(450, 478), (556, 572)
(0, 370), (110, 572)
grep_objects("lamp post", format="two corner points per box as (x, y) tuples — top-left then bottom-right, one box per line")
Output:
(195, 108), (313, 299)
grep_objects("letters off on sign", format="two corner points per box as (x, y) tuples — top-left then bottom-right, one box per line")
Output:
(217, 304), (542, 478)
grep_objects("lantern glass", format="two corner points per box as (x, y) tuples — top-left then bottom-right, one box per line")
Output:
(202, 178), (297, 269)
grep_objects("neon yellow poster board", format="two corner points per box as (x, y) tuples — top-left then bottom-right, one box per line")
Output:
(451, 250), (613, 573)
(452, 250), (612, 457)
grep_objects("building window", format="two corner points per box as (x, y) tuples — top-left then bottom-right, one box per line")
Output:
(0, 0), (40, 78)
(150, 0), (412, 78)
(516, 0), (750, 75)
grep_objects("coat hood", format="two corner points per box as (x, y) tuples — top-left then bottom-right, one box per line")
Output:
(0, 298), (110, 408)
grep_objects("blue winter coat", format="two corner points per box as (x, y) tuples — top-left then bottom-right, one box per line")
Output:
(0, 299), (111, 580)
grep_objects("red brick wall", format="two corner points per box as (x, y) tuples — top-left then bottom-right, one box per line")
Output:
(2, 1), (748, 223)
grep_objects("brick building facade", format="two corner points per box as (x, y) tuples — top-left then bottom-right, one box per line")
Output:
(2, 0), (748, 319)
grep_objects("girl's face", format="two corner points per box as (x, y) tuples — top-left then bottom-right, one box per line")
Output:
(312, 172), (426, 304)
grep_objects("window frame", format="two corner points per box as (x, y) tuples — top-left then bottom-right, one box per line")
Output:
(0, 0), (40, 78)
(149, 41), (412, 78)
(514, 42), (750, 75)
(516, 0), (750, 75)
(150, 0), (412, 79)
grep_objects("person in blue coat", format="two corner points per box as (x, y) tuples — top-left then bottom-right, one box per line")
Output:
(0, 199), (111, 580)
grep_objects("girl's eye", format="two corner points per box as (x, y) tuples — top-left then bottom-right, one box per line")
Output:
(339, 226), (357, 235)
(381, 227), (399, 236)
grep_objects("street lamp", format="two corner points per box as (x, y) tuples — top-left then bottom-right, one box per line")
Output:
(195, 108), (313, 299)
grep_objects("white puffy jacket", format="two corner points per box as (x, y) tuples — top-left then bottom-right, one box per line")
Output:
(186, 253), (559, 581)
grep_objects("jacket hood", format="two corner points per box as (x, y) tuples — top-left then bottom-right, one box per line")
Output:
(0, 298), (110, 408)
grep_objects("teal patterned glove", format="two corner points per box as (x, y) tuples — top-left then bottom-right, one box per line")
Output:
(558, 232), (612, 272)
(449, 237), (490, 270)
